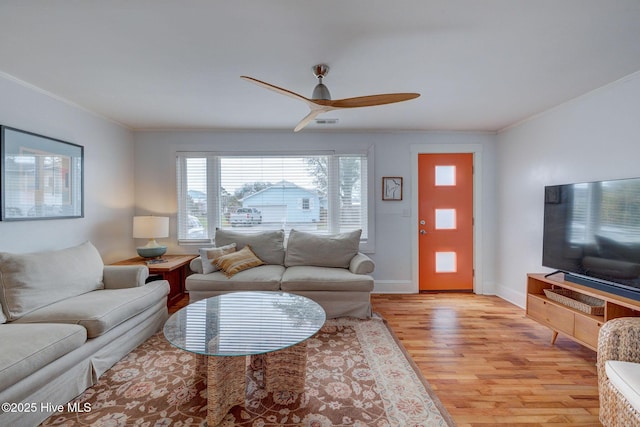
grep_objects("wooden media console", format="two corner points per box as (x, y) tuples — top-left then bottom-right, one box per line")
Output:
(526, 273), (640, 351)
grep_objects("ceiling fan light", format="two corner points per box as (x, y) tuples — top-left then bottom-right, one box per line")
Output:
(312, 82), (331, 100)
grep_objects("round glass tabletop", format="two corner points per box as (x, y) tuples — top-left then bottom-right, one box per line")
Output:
(163, 291), (326, 356)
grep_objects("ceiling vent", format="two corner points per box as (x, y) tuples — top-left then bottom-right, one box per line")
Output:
(314, 118), (339, 125)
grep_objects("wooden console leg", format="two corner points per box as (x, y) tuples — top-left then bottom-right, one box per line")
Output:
(551, 330), (558, 345)
(264, 341), (308, 396)
(207, 355), (246, 426)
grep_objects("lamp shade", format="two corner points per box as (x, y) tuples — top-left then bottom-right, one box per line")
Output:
(133, 216), (169, 239)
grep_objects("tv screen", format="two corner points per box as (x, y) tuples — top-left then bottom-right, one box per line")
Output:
(543, 177), (640, 297)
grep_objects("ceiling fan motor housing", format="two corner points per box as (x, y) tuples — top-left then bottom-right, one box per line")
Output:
(311, 64), (331, 100)
(312, 82), (331, 100)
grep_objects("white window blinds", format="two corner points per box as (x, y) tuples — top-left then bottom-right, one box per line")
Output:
(176, 152), (371, 247)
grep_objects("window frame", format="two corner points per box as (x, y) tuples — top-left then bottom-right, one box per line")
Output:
(176, 149), (375, 253)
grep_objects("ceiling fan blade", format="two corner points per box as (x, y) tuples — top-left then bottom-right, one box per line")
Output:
(242, 70), (420, 132)
(328, 93), (420, 109)
(294, 110), (323, 132)
(240, 76), (310, 103)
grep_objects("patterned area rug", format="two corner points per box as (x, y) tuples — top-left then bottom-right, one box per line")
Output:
(41, 316), (454, 426)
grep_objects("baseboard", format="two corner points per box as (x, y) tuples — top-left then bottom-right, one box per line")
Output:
(373, 280), (416, 294)
(495, 283), (525, 309)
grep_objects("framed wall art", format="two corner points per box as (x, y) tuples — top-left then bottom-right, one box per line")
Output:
(382, 176), (403, 201)
(1, 125), (84, 221)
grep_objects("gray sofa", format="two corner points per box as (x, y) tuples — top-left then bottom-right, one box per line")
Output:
(0, 241), (169, 427)
(186, 229), (375, 319)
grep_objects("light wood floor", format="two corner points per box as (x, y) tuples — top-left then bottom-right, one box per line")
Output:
(372, 293), (600, 426)
(171, 293), (601, 426)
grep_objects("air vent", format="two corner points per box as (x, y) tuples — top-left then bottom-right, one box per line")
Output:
(314, 118), (339, 125)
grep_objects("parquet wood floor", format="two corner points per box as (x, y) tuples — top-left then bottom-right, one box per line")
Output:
(372, 293), (600, 426)
(171, 293), (601, 426)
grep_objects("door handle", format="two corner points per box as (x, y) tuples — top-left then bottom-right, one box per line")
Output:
(420, 230), (427, 235)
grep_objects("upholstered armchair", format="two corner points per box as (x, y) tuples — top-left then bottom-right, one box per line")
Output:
(598, 317), (640, 426)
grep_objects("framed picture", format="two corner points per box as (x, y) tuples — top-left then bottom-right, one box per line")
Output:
(382, 176), (403, 201)
(1, 126), (84, 221)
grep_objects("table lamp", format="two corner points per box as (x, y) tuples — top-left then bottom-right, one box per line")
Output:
(133, 216), (169, 258)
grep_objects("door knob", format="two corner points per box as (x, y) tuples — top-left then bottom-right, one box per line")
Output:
(420, 230), (427, 235)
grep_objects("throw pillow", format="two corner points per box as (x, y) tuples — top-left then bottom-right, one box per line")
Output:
(215, 245), (265, 277)
(199, 243), (237, 274)
(214, 228), (285, 265)
(285, 229), (362, 268)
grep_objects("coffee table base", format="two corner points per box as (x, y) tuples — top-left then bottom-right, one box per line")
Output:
(206, 342), (309, 425)
(207, 355), (246, 426)
(264, 341), (308, 395)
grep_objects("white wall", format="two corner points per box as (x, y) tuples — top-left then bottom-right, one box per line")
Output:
(134, 130), (497, 293)
(0, 74), (136, 263)
(495, 71), (640, 307)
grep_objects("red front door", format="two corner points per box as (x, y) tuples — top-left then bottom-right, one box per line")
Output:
(418, 153), (474, 291)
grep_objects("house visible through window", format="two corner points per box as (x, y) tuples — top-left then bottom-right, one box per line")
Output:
(176, 152), (371, 248)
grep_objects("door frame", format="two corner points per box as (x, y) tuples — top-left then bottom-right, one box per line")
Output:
(410, 143), (484, 294)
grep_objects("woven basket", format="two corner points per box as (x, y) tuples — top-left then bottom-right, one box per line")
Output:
(543, 288), (605, 316)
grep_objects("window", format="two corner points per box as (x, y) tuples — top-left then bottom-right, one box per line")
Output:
(301, 198), (310, 210)
(177, 152), (372, 249)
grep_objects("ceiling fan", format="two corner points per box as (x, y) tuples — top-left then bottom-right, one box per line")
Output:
(241, 64), (420, 132)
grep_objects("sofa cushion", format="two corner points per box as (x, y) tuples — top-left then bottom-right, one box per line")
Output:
(0, 241), (105, 321)
(215, 229), (285, 265)
(281, 266), (374, 292)
(606, 360), (640, 414)
(215, 245), (265, 277)
(0, 323), (86, 387)
(285, 229), (361, 268)
(14, 281), (169, 338)
(186, 265), (285, 293)
(199, 243), (237, 274)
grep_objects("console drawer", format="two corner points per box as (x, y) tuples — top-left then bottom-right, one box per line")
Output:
(574, 315), (602, 349)
(527, 295), (575, 335)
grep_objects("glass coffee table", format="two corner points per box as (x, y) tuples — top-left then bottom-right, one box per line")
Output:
(163, 291), (326, 426)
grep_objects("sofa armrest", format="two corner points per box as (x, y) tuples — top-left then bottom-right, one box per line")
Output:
(190, 256), (204, 274)
(349, 252), (375, 275)
(598, 317), (640, 383)
(103, 265), (149, 289)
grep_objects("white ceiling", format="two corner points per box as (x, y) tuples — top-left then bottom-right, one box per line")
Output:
(1, 0), (640, 133)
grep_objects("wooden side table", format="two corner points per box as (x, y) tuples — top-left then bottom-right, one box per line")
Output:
(112, 254), (197, 306)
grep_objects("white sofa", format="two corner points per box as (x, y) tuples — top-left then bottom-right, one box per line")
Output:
(186, 229), (375, 319)
(0, 242), (169, 427)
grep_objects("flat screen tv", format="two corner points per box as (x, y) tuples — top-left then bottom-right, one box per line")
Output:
(543, 177), (640, 300)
